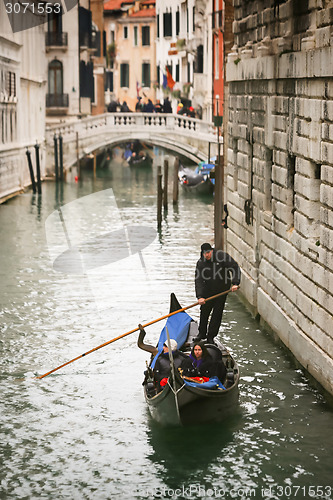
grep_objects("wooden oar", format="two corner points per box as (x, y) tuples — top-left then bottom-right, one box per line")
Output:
(36, 288), (234, 380)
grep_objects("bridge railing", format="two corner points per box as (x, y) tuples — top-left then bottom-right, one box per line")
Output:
(45, 112), (218, 144)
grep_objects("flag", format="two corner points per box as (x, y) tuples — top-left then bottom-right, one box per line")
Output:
(166, 67), (175, 89)
(162, 73), (167, 89)
(136, 81), (141, 97)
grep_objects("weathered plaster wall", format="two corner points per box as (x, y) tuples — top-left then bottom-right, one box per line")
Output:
(225, 0), (333, 395)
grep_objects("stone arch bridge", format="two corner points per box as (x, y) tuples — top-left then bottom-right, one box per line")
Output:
(45, 113), (220, 173)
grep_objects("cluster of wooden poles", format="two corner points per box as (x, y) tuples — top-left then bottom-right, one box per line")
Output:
(157, 156), (179, 228)
(25, 143), (42, 195)
(53, 134), (65, 182)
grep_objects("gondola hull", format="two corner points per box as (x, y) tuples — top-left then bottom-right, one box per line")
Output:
(178, 165), (214, 195)
(144, 352), (239, 426)
(128, 154), (152, 167)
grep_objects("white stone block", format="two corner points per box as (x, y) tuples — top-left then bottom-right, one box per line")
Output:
(295, 210), (321, 238)
(272, 164), (288, 185)
(321, 141), (333, 164)
(273, 130), (288, 150)
(295, 173), (321, 201)
(321, 165), (333, 184)
(295, 194), (320, 220)
(320, 183), (333, 206)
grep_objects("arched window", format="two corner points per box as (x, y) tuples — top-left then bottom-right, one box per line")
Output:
(48, 59), (63, 95)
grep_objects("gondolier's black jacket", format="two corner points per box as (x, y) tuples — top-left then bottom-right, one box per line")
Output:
(195, 249), (241, 299)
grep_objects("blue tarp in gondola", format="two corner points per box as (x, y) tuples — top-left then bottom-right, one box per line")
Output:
(183, 376), (226, 390)
(151, 310), (192, 369)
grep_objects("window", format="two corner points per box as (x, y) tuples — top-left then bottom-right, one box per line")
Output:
(7, 71), (16, 97)
(176, 63), (179, 82)
(157, 14), (160, 38)
(157, 65), (160, 85)
(134, 26), (138, 46)
(48, 59), (63, 95)
(195, 45), (203, 73)
(193, 6), (195, 32)
(163, 12), (172, 37)
(47, 4), (62, 34)
(142, 63), (151, 87)
(123, 26), (128, 39)
(105, 70), (113, 91)
(142, 26), (150, 46)
(176, 10), (180, 35)
(215, 37), (219, 78)
(120, 63), (129, 87)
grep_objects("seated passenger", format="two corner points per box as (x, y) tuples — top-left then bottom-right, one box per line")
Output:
(180, 342), (215, 381)
(154, 339), (186, 388)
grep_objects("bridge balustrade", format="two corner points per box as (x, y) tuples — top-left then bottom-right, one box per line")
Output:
(45, 112), (219, 167)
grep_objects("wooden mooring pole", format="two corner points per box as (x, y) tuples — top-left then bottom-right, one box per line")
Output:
(54, 134), (59, 182)
(25, 149), (36, 194)
(157, 165), (163, 228)
(173, 156), (179, 204)
(34, 142), (42, 195)
(163, 158), (168, 209)
(76, 132), (80, 180)
(93, 151), (97, 179)
(59, 134), (64, 182)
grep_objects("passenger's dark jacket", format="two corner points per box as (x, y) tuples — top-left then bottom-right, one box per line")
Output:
(195, 249), (241, 299)
(154, 351), (186, 383)
(180, 355), (215, 378)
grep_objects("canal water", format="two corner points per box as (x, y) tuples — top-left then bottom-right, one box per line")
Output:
(0, 147), (332, 500)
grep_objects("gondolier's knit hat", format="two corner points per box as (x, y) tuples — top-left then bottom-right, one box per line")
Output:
(164, 339), (178, 351)
(201, 243), (213, 253)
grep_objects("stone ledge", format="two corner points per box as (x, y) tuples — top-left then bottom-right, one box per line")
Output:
(226, 46), (333, 82)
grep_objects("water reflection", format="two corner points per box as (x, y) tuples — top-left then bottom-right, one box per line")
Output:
(146, 416), (239, 478)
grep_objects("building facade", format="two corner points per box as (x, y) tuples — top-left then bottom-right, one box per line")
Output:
(225, 0), (333, 395)
(45, 0), (105, 122)
(0, 4), (46, 202)
(104, 0), (156, 111)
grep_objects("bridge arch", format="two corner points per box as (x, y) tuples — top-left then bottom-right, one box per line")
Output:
(45, 113), (220, 173)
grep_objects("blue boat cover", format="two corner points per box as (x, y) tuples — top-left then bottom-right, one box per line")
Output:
(184, 376), (226, 390)
(151, 310), (192, 369)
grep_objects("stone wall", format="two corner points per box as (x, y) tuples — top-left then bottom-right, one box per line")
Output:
(225, 0), (333, 395)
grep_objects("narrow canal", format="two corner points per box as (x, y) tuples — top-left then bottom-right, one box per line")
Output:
(0, 147), (332, 500)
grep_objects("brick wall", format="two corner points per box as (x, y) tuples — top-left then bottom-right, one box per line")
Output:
(225, 0), (333, 395)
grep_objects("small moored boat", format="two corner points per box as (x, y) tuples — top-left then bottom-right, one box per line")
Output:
(178, 163), (214, 195)
(141, 294), (239, 426)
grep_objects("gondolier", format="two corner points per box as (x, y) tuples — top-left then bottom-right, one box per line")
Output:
(194, 243), (241, 344)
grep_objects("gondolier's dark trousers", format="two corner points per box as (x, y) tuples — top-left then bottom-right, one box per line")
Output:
(198, 294), (227, 341)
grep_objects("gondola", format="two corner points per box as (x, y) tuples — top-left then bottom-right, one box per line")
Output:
(128, 152), (152, 167)
(178, 163), (214, 195)
(141, 294), (239, 426)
